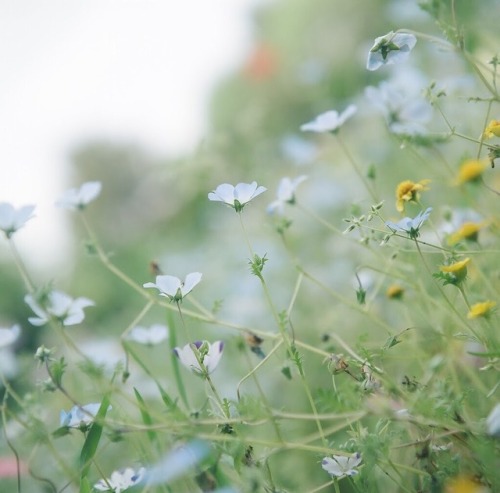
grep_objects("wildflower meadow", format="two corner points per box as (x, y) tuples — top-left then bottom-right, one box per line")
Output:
(1, 1), (500, 492)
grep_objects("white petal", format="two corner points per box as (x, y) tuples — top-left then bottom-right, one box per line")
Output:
(174, 343), (203, 373)
(234, 182), (258, 204)
(79, 181), (102, 204)
(0, 325), (20, 349)
(208, 184), (236, 204)
(204, 341), (224, 373)
(181, 272), (202, 297)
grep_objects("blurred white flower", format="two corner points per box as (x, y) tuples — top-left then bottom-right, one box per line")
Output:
(126, 324), (169, 345)
(94, 467), (146, 492)
(267, 176), (308, 215)
(367, 31), (417, 71)
(55, 181), (102, 210)
(487, 404), (500, 437)
(281, 135), (317, 165)
(208, 182), (267, 212)
(144, 273), (202, 302)
(0, 203), (35, 238)
(174, 341), (224, 375)
(60, 402), (111, 429)
(0, 348), (19, 380)
(0, 325), (20, 349)
(322, 453), (362, 478)
(300, 105), (357, 133)
(386, 207), (432, 238)
(365, 77), (432, 135)
(25, 290), (94, 326)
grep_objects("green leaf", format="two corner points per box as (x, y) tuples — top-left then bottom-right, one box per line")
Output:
(134, 387), (156, 444)
(79, 395), (110, 479)
(79, 476), (92, 493)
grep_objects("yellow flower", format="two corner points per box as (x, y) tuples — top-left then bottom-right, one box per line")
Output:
(455, 159), (487, 185)
(445, 476), (489, 493)
(467, 300), (496, 319)
(440, 257), (470, 284)
(395, 179), (430, 212)
(386, 284), (404, 299)
(447, 222), (484, 245)
(483, 119), (500, 139)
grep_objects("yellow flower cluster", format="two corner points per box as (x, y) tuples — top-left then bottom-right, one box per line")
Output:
(467, 300), (496, 319)
(482, 119), (500, 139)
(455, 159), (487, 185)
(395, 179), (430, 212)
(447, 221), (485, 245)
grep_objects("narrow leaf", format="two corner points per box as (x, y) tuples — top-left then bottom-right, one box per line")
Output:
(134, 387), (156, 444)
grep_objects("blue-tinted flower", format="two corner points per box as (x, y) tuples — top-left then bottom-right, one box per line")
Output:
(300, 105), (357, 133)
(386, 207), (432, 239)
(174, 341), (224, 375)
(60, 402), (111, 429)
(144, 273), (202, 302)
(322, 453), (362, 478)
(367, 31), (417, 71)
(0, 203), (35, 238)
(126, 324), (169, 345)
(94, 467), (146, 492)
(0, 325), (20, 349)
(267, 176), (308, 215)
(208, 182), (266, 212)
(24, 291), (94, 326)
(55, 181), (102, 210)
(487, 404), (500, 437)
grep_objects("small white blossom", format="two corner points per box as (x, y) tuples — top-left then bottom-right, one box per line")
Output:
(25, 290), (94, 326)
(174, 341), (224, 375)
(60, 402), (111, 429)
(208, 182), (267, 212)
(0, 203), (35, 238)
(55, 181), (102, 210)
(143, 273), (202, 302)
(267, 176), (308, 215)
(126, 324), (169, 345)
(322, 453), (362, 478)
(0, 325), (21, 349)
(367, 31), (417, 71)
(386, 207), (432, 239)
(487, 404), (500, 437)
(300, 105), (357, 133)
(94, 467), (146, 492)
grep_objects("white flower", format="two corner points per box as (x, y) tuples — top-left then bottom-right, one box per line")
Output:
(208, 182), (267, 212)
(143, 273), (202, 302)
(174, 341), (224, 375)
(367, 31), (417, 71)
(487, 404), (500, 437)
(24, 290), (94, 326)
(60, 402), (111, 429)
(300, 105), (357, 133)
(386, 207), (432, 238)
(0, 203), (35, 238)
(55, 181), (102, 210)
(267, 176), (308, 215)
(94, 467), (146, 492)
(0, 325), (21, 349)
(322, 453), (362, 478)
(126, 324), (169, 345)
(365, 78), (432, 135)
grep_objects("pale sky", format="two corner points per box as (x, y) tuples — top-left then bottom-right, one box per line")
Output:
(0, 0), (265, 270)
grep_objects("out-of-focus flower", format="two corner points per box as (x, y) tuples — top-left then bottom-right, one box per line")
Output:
(386, 207), (432, 239)
(365, 78), (432, 135)
(483, 120), (500, 139)
(321, 453), (362, 478)
(208, 182), (267, 212)
(0, 203), (35, 238)
(267, 176), (307, 215)
(94, 467), (146, 492)
(126, 324), (169, 345)
(243, 43), (277, 81)
(174, 341), (224, 376)
(60, 402), (111, 429)
(0, 325), (20, 349)
(445, 476), (490, 493)
(367, 31), (417, 71)
(281, 135), (317, 165)
(25, 291), (94, 327)
(467, 301), (496, 319)
(395, 179), (430, 212)
(386, 284), (404, 299)
(455, 159), (487, 185)
(144, 273), (202, 302)
(300, 105), (357, 133)
(0, 457), (27, 478)
(439, 258), (470, 284)
(55, 181), (101, 210)
(487, 403), (500, 437)
(447, 221), (485, 245)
